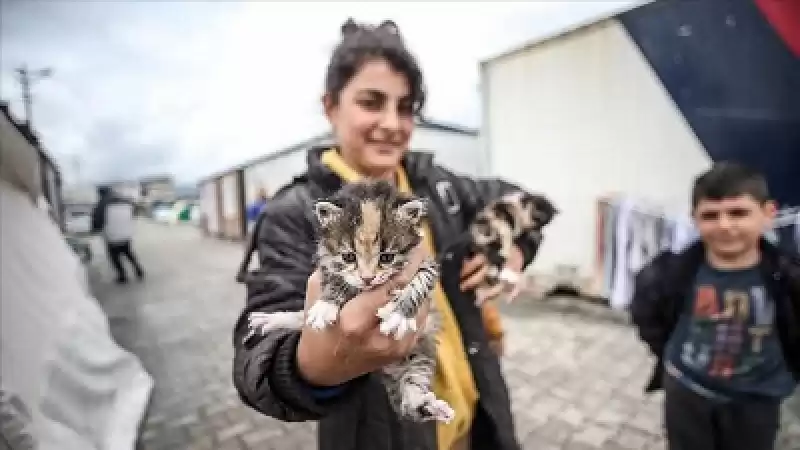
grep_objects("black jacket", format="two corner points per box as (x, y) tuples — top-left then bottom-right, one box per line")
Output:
(232, 147), (548, 450)
(631, 238), (800, 393)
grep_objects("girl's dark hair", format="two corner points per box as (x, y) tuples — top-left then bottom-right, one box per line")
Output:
(324, 18), (426, 114)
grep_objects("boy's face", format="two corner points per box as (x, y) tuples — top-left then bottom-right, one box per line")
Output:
(693, 194), (776, 259)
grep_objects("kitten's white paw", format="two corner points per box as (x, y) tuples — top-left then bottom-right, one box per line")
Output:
(376, 301), (397, 320)
(421, 392), (455, 424)
(378, 310), (417, 340)
(305, 300), (339, 331)
(497, 267), (520, 285)
(498, 268), (524, 303)
(247, 311), (305, 339)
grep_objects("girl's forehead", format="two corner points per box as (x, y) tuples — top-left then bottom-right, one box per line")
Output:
(344, 60), (410, 96)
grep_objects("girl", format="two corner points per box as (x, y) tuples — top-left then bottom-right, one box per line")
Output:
(233, 18), (548, 450)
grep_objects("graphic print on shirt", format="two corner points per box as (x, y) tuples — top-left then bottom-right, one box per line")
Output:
(680, 283), (775, 379)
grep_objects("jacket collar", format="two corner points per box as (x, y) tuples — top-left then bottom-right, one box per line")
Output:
(675, 237), (789, 280)
(305, 145), (436, 190)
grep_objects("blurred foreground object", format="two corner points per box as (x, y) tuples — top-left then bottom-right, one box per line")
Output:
(0, 178), (154, 450)
(1, 100), (153, 448)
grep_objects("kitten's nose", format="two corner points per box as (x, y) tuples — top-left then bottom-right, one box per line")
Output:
(361, 275), (375, 284)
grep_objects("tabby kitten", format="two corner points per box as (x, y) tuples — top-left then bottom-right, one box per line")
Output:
(246, 180), (454, 423)
(469, 191), (558, 304)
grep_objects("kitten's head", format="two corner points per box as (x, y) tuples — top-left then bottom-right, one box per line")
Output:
(498, 191), (559, 232)
(314, 180), (426, 289)
(470, 191), (558, 246)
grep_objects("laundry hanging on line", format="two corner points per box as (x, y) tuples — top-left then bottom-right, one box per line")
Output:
(595, 197), (697, 310)
(595, 197), (799, 311)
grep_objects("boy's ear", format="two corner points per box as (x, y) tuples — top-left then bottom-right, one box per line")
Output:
(762, 200), (778, 219)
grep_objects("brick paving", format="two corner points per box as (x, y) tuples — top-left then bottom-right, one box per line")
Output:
(86, 220), (800, 450)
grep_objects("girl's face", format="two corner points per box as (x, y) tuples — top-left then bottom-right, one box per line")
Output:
(324, 59), (415, 177)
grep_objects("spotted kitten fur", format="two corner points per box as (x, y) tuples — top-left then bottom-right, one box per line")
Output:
(469, 190), (558, 304)
(246, 180), (454, 423)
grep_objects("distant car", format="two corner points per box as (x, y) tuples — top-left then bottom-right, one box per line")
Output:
(152, 205), (175, 223)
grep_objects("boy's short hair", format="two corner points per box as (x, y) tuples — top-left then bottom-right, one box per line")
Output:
(692, 161), (770, 208)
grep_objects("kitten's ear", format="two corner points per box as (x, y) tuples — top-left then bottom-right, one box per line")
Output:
(378, 19), (400, 36)
(314, 201), (342, 228)
(395, 198), (426, 224)
(530, 195), (558, 227)
(341, 18), (360, 36)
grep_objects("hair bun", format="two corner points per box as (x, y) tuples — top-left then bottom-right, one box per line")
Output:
(341, 18), (360, 36)
(340, 18), (401, 38)
(378, 20), (400, 36)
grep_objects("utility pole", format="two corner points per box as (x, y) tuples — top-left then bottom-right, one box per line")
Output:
(14, 64), (53, 126)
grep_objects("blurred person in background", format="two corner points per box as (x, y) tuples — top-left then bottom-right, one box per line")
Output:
(91, 185), (145, 283)
(246, 186), (269, 232)
(233, 18), (553, 450)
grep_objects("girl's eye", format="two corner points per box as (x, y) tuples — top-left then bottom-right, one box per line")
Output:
(341, 252), (356, 263)
(379, 252), (395, 264)
(357, 98), (382, 111)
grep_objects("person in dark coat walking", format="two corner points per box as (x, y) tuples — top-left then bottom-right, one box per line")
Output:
(631, 162), (800, 450)
(91, 185), (145, 284)
(232, 18), (554, 450)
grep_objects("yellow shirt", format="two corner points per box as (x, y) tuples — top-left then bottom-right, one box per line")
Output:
(320, 149), (478, 449)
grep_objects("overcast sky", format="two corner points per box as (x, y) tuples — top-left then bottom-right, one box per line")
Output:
(1, 1), (637, 185)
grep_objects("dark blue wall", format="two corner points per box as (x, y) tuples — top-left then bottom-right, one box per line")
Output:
(618, 0), (800, 207)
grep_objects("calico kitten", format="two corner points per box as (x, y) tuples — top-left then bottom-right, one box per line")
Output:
(469, 191), (558, 303)
(246, 180), (454, 423)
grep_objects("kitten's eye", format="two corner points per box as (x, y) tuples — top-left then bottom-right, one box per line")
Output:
(379, 252), (395, 264)
(341, 252), (356, 263)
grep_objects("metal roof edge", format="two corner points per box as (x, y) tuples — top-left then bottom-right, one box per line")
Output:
(196, 117), (479, 185)
(1, 100), (61, 176)
(416, 117), (479, 136)
(197, 130), (333, 185)
(479, 0), (653, 67)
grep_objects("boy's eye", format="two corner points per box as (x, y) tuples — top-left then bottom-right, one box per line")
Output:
(700, 211), (719, 221)
(728, 208), (750, 218)
(379, 252), (395, 264)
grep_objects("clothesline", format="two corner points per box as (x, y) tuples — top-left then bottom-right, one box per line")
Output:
(595, 197), (799, 311)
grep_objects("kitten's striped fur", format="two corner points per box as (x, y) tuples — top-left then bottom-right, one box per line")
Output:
(248, 180), (453, 423)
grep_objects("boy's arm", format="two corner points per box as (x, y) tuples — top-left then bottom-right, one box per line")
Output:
(630, 255), (672, 358)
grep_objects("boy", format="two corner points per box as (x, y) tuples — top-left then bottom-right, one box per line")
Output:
(631, 162), (800, 450)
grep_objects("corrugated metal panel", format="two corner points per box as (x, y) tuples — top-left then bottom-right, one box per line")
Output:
(483, 18), (711, 277)
(243, 149), (308, 207)
(220, 171), (244, 240)
(200, 180), (221, 236)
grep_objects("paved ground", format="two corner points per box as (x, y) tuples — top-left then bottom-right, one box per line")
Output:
(86, 220), (800, 450)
